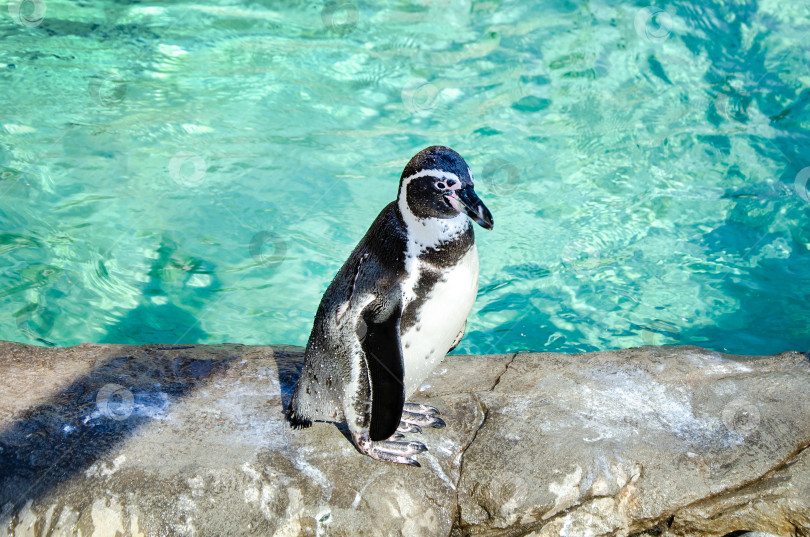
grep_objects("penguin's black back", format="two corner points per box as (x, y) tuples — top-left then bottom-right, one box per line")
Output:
(286, 202), (409, 431)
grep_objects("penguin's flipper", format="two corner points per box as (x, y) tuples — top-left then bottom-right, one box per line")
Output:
(448, 320), (466, 353)
(361, 304), (406, 442)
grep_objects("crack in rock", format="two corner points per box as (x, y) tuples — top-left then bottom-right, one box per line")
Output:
(451, 395), (488, 536)
(489, 353), (518, 392)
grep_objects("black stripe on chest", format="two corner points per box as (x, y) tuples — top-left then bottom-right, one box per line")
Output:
(400, 227), (474, 333)
(417, 224), (474, 268)
(400, 268), (441, 333)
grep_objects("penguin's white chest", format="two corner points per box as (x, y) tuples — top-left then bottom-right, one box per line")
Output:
(400, 245), (479, 396)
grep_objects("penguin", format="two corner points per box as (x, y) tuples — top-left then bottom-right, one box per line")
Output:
(286, 145), (493, 466)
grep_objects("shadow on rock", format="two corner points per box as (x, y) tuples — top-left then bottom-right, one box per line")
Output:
(0, 345), (236, 520)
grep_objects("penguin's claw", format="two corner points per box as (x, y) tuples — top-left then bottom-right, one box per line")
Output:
(400, 409), (446, 429)
(350, 404), (445, 466)
(352, 432), (427, 467)
(403, 402), (441, 416)
(396, 422), (422, 434)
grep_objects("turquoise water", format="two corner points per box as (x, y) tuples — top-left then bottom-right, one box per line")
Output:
(1, 0), (809, 356)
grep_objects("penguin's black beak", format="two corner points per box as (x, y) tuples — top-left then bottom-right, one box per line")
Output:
(454, 186), (494, 230)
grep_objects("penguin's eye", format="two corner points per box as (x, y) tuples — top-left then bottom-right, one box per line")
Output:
(436, 182), (446, 190)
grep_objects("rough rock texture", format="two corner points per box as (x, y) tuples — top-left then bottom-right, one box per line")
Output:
(0, 341), (808, 537)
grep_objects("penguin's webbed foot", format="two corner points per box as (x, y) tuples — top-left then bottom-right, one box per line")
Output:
(351, 432), (427, 467)
(396, 421), (422, 434)
(398, 402), (446, 433)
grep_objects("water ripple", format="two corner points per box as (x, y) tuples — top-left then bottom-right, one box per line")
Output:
(0, 0), (807, 354)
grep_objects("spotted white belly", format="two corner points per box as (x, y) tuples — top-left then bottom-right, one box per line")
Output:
(400, 246), (479, 396)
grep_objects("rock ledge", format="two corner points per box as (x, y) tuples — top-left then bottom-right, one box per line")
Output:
(1, 342), (809, 536)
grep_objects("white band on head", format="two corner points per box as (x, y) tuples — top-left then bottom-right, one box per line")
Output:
(397, 168), (461, 232)
(397, 168), (468, 253)
(398, 168), (461, 202)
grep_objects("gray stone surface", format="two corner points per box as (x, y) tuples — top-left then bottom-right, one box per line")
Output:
(0, 341), (808, 536)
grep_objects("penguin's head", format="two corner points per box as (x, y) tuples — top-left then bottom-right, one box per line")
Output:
(397, 146), (494, 230)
